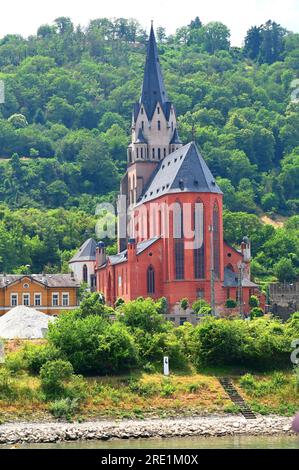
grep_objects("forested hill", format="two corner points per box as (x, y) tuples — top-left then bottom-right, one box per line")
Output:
(0, 17), (298, 279)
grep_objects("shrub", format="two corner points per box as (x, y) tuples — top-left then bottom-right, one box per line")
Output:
(225, 298), (237, 308)
(49, 397), (80, 420)
(156, 297), (168, 314)
(249, 295), (259, 308)
(180, 298), (189, 311)
(114, 297), (125, 308)
(160, 381), (176, 397)
(23, 344), (62, 374)
(0, 368), (16, 399)
(40, 360), (74, 397)
(250, 307), (264, 319)
(192, 299), (211, 315)
(191, 317), (291, 369)
(118, 298), (166, 333)
(77, 292), (109, 317)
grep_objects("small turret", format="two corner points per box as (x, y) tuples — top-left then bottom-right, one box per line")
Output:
(127, 238), (137, 263)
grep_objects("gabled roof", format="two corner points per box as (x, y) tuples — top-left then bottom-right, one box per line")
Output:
(170, 128), (182, 145)
(135, 127), (147, 144)
(69, 238), (97, 263)
(137, 142), (222, 205)
(0, 274), (80, 288)
(100, 237), (160, 267)
(138, 25), (169, 120)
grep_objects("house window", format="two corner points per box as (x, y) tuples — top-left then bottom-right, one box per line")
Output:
(83, 264), (88, 283)
(158, 120), (161, 131)
(10, 294), (18, 307)
(52, 293), (59, 307)
(180, 317), (187, 326)
(213, 202), (220, 279)
(34, 294), (42, 306)
(62, 293), (69, 307)
(23, 293), (30, 306)
(147, 266), (155, 294)
(194, 201), (205, 279)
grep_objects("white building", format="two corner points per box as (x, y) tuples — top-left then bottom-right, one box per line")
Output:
(69, 238), (96, 290)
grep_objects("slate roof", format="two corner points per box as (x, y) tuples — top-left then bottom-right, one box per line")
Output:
(0, 274), (80, 288)
(100, 237), (160, 267)
(69, 238), (97, 263)
(137, 142), (222, 205)
(223, 267), (258, 288)
(135, 128), (147, 144)
(133, 25), (172, 121)
(170, 128), (182, 144)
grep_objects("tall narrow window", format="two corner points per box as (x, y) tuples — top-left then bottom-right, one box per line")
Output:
(158, 120), (161, 131)
(83, 264), (88, 283)
(147, 266), (155, 294)
(141, 147), (143, 158)
(157, 106), (160, 114)
(152, 148), (155, 158)
(141, 121), (144, 130)
(163, 148), (166, 157)
(158, 148), (161, 159)
(174, 202), (184, 280)
(213, 202), (220, 279)
(194, 201), (205, 279)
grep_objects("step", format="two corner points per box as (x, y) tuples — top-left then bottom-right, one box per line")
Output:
(219, 377), (256, 420)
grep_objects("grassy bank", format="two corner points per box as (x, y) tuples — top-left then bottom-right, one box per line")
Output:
(0, 364), (298, 423)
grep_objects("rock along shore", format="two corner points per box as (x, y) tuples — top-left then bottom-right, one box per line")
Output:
(0, 415), (294, 444)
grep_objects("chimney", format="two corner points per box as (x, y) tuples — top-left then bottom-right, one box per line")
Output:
(96, 241), (106, 268)
(127, 238), (137, 263)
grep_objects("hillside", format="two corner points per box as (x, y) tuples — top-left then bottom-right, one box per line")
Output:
(0, 16), (298, 279)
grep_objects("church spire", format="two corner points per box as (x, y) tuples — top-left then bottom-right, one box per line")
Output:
(140, 23), (168, 120)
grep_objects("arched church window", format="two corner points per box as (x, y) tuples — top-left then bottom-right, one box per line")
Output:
(141, 107), (144, 115)
(157, 106), (160, 114)
(174, 202), (184, 280)
(158, 148), (161, 159)
(194, 200), (205, 279)
(137, 148), (139, 158)
(141, 121), (144, 130)
(213, 202), (220, 279)
(152, 148), (155, 158)
(164, 148), (166, 157)
(141, 148), (143, 158)
(147, 266), (155, 294)
(83, 264), (88, 283)
(158, 120), (161, 131)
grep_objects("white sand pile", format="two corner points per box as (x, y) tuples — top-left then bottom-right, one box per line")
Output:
(0, 306), (56, 339)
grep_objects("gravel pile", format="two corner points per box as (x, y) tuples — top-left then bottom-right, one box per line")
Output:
(0, 306), (55, 339)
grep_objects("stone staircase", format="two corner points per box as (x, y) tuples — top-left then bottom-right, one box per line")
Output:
(219, 377), (256, 420)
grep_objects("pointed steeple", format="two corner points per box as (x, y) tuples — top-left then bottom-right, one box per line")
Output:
(140, 23), (168, 120)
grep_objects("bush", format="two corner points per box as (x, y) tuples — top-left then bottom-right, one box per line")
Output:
(118, 298), (165, 333)
(191, 317), (291, 369)
(48, 311), (138, 375)
(250, 307), (264, 319)
(114, 297), (125, 308)
(225, 298), (237, 308)
(40, 360), (74, 397)
(192, 299), (211, 315)
(180, 298), (189, 311)
(49, 397), (80, 420)
(249, 295), (259, 308)
(156, 297), (168, 314)
(23, 344), (62, 374)
(160, 381), (176, 397)
(0, 368), (17, 399)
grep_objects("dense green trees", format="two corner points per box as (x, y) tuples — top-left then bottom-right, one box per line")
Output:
(0, 16), (297, 278)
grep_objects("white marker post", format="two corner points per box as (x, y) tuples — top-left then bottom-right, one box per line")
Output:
(163, 356), (169, 376)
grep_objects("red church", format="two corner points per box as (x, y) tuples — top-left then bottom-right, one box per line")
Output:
(95, 25), (262, 316)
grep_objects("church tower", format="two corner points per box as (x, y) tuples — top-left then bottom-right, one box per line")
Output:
(119, 24), (183, 251)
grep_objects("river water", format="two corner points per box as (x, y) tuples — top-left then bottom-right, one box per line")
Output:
(1, 435), (299, 449)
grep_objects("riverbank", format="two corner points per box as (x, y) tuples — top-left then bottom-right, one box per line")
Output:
(0, 415), (294, 444)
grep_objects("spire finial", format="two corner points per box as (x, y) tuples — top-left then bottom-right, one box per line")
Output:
(151, 19), (154, 28)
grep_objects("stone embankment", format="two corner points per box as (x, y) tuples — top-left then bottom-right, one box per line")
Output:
(0, 415), (294, 444)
